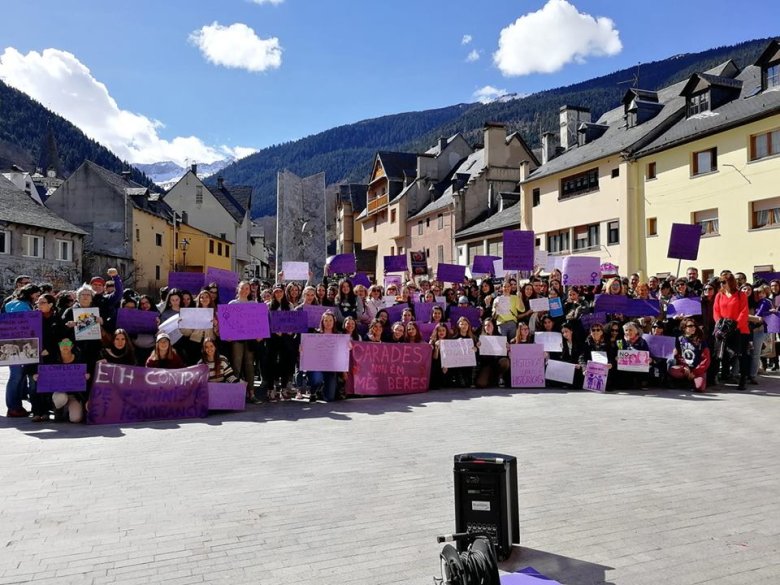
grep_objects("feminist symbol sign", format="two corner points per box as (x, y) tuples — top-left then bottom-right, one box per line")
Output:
(561, 257), (601, 286)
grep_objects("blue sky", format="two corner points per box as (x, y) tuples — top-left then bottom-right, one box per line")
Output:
(0, 0), (777, 166)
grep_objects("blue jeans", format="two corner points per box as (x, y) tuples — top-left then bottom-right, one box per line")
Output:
(751, 330), (766, 378)
(308, 371), (338, 401)
(5, 365), (27, 410)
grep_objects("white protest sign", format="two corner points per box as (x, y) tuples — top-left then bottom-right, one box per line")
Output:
(529, 297), (550, 313)
(545, 360), (576, 384)
(282, 261), (309, 281)
(439, 338), (477, 368)
(534, 331), (563, 353)
(179, 308), (214, 330)
(478, 335), (507, 357)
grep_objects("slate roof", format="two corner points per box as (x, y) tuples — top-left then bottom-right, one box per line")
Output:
(523, 60), (742, 184)
(455, 199), (520, 239)
(408, 149), (485, 219)
(85, 161), (174, 220)
(338, 184), (368, 214)
(634, 64), (780, 157)
(374, 151), (418, 183)
(0, 176), (86, 235)
(208, 183), (251, 223)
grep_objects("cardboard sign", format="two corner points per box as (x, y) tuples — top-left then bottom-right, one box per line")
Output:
(590, 351), (609, 364)
(410, 251), (428, 275)
(73, 307), (101, 341)
(168, 272), (205, 293)
(36, 364), (87, 393)
(217, 303), (270, 341)
(327, 253), (357, 274)
(583, 361), (609, 393)
(667, 223), (701, 261)
(383, 255), (408, 273)
(0, 311), (42, 344)
(207, 382), (247, 411)
(502, 230), (534, 271)
(0, 337), (38, 366)
(300, 333), (351, 372)
(269, 310), (309, 334)
(561, 256), (601, 286)
(301, 304), (330, 329)
(179, 308), (214, 330)
(534, 331), (563, 353)
(437, 263), (467, 283)
(347, 342), (431, 395)
(478, 335), (507, 357)
(383, 295), (398, 308)
(668, 297), (702, 316)
(548, 297), (564, 318)
(206, 267), (239, 304)
(617, 349), (651, 372)
(116, 308), (158, 334)
(472, 255), (500, 275)
(448, 306), (482, 329)
(643, 334), (676, 359)
(510, 344), (545, 388)
(88, 363), (209, 425)
(545, 360), (576, 384)
(529, 298), (550, 313)
(439, 338), (477, 368)
(282, 261), (309, 281)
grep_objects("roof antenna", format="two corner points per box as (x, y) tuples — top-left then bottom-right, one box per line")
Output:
(617, 62), (640, 88)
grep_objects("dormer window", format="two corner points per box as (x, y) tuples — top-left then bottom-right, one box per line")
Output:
(755, 40), (780, 91)
(687, 92), (710, 117)
(766, 63), (780, 89)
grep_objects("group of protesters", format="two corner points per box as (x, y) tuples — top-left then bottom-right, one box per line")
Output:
(3, 264), (779, 423)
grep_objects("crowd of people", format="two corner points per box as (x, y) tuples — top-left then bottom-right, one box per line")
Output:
(2, 265), (778, 423)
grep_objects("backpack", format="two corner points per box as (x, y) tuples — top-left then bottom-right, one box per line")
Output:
(713, 318), (737, 340)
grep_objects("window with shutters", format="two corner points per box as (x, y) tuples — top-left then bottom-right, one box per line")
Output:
(647, 217), (657, 236)
(56, 239), (73, 261)
(693, 209), (719, 236)
(22, 234), (43, 258)
(750, 129), (780, 161)
(750, 196), (780, 229)
(692, 148), (717, 176)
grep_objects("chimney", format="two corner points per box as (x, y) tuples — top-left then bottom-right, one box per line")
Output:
(120, 170), (131, 181)
(181, 210), (188, 225)
(541, 132), (558, 165)
(191, 164), (198, 175)
(483, 122), (506, 167)
(559, 105), (591, 150)
(217, 176), (224, 190)
(438, 137), (447, 152)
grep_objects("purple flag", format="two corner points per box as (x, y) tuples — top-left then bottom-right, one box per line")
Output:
(269, 310), (309, 334)
(472, 255), (500, 275)
(208, 382), (246, 411)
(502, 230), (535, 271)
(448, 306), (482, 329)
(384, 254), (408, 273)
(217, 303), (270, 340)
(327, 253), (357, 274)
(625, 299), (660, 317)
(116, 308), (159, 334)
(352, 273), (372, 288)
(593, 294), (628, 313)
(437, 263), (467, 283)
(37, 364), (87, 393)
(0, 311), (42, 344)
(301, 304), (330, 329)
(168, 272), (206, 293)
(88, 363), (209, 425)
(667, 223), (701, 261)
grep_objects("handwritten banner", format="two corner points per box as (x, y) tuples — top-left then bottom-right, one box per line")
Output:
(448, 306), (482, 329)
(0, 311), (42, 344)
(502, 230), (534, 271)
(667, 223), (701, 261)
(439, 338), (477, 368)
(117, 308), (158, 334)
(643, 334), (676, 359)
(384, 254), (408, 273)
(300, 333), (351, 372)
(327, 253), (357, 274)
(347, 342), (431, 395)
(617, 349), (652, 372)
(510, 344), (545, 388)
(562, 256), (601, 286)
(208, 382), (247, 411)
(88, 363), (209, 425)
(168, 272), (205, 293)
(301, 304), (330, 329)
(217, 303), (270, 341)
(583, 361), (609, 392)
(437, 263), (467, 283)
(36, 364), (87, 393)
(269, 310), (309, 334)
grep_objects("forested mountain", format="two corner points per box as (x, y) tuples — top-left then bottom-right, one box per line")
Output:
(0, 80), (158, 189)
(215, 37), (772, 218)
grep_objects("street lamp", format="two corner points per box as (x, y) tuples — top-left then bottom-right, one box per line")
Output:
(180, 238), (190, 270)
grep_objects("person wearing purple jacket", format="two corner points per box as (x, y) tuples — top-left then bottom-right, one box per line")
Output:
(748, 283), (774, 385)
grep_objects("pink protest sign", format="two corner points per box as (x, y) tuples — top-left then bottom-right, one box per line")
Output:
(300, 333), (351, 372)
(208, 382), (247, 411)
(616, 349), (651, 372)
(217, 303), (270, 341)
(561, 256), (601, 286)
(347, 342), (431, 395)
(509, 343), (545, 388)
(583, 361), (609, 393)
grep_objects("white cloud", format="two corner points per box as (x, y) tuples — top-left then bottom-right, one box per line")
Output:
(473, 85), (509, 104)
(461, 34), (472, 45)
(493, 0), (622, 76)
(189, 22), (282, 73)
(250, 0), (284, 4)
(466, 49), (480, 63)
(0, 47), (256, 167)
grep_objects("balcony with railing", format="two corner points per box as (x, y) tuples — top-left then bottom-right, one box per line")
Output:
(366, 193), (389, 215)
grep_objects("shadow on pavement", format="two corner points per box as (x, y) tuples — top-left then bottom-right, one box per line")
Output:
(500, 545), (616, 584)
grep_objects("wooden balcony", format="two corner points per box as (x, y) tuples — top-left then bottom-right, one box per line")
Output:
(366, 194), (388, 215)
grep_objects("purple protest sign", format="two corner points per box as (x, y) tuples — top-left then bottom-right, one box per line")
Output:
(300, 333), (351, 372)
(754, 271), (780, 283)
(168, 272), (206, 293)
(206, 266), (239, 303)
(347, 342), (431, 395)
(418, 322), (439, 341)
(580, 312), (608, 329)
(385, 303), (408, 323)
(352, 273), (372, 288)
(472, 255), (500, 275)
(562, 256), (601, 286)
(217, 303), (270, 341)
(411, 301), (443, 323)
(583, 361), (609, 393)
(668, 297), (702, 316)
(384, 254), (408, 273)
(88, 363), (209, 425)
(208, 382), (246, 411)
(301, 304), (330, 329)
(667, 223), (701, 260)
(384, 275), (402, 290)
(502, 230), (535, 271)
(643, 334), (676, 359)
(510, 343), (545, 388)
(327, 253), (357, 275)
(448, 306), (482, 329)
(116, 308), (159, 334)
(764, 313), (780, 334)
(625, 299), (660, 317)
(0, 311), (42, 344)
(269, 310), (309, 334)
(593, 294), (628, 313)
(37, 364), (87, 393)
(437, 263), (467, 283)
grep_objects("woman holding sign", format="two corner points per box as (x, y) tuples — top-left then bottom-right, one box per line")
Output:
(430, 323), (451, 389)
(62, 284), (104, 379)
(449, 317), (477, 388)
(306, 311), (342, 402)
(475, 318), (510, 388)
(50, 338), (89, 424)
(179, 289), (218, 366)
(493, 282), (525, 341)
(200, 338), (239, 383)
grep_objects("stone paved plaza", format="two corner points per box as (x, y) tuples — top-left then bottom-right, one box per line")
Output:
(1, 370), (779, 585)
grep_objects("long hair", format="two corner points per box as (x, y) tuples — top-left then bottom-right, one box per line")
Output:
(109, 328), (136, 363)
(720, 273), (738, 294)
(201, 337), (221, 377)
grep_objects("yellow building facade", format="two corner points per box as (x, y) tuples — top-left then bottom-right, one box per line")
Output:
(175, 223), (232, 273)
(132, 208), (172, 294)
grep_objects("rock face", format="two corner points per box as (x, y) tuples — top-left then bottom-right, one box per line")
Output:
(276, 170), (326, 281)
